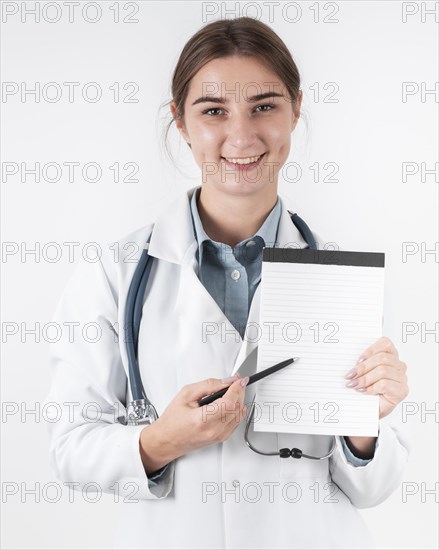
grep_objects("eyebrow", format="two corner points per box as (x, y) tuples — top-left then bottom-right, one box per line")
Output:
(191, 91), (284, 106)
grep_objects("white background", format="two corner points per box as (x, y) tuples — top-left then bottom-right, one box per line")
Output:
(1, 1), (438, 549)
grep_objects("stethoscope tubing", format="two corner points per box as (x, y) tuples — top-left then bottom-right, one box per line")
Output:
(244, 394), (337, 460)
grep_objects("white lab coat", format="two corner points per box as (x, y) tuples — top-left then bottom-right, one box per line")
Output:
(44, 184), (410, 550)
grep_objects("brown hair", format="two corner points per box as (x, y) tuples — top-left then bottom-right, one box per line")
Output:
(160, 16), (304, 165)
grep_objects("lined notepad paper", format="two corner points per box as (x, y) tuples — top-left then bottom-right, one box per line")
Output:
(254, 248), (385, 437)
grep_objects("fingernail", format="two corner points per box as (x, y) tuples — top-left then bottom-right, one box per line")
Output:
(345, 380), (359, 388)
(345, 368), (357, 379)
(357, 355), (365, 364)
(221, 374), (239, 383)
(356, 387), (366, 392)
(240, 376), (249, 387)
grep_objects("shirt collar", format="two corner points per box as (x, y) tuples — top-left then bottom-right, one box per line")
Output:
(189, 185), (281, 265)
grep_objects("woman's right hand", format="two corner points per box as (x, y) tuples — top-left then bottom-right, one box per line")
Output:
(142, 374), (249, 467)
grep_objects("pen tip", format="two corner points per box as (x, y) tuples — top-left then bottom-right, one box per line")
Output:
(292, 357), (299, 361)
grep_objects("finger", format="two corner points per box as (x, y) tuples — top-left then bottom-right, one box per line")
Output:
(225, 401), (248, 431)
(217, 378), (249, 418)
(184, 375), (240, 404)
(346, 363), (407, 391)
(199, 378), (247, 420)
(223, 376), (249, 403)
(346, 351), (404, 381)
(359, 378), (409, 400)
(356, 336), (399, 364)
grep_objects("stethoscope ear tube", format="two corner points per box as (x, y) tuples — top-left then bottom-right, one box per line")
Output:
(288, 211), (318, 251)
(133, 249), (155, 361)
(120, 236), (159, 425)
(125, 233), (156, 404)
(125, 247), (150, 402)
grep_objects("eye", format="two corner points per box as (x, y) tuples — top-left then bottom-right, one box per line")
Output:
(201, 103), (276, 116)
(255, 103), (275, 112)
(202, 107), (223, 116)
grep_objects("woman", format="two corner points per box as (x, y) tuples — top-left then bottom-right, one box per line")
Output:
(45, 17), (410, 550)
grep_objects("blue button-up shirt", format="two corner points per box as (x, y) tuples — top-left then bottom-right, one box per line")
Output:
(190, 186), (281, 339)
(147, 186), (374, 485)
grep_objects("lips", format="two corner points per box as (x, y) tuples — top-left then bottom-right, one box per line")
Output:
(221, 152), (266, 166)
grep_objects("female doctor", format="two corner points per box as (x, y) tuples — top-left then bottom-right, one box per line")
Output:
(45, 17), (410, 550)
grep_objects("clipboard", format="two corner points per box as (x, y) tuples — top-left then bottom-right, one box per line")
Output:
(253, 248), (385, 437)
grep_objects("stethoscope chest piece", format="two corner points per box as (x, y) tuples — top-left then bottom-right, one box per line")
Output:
(117, 399), (159, 426)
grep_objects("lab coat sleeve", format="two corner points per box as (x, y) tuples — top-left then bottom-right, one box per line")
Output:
(329, 404), (411, 509)
(43, 254), (175, 501)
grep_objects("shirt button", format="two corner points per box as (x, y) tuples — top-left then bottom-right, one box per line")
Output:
(231, 269), (241, 281)
(232, 480), (240, 487)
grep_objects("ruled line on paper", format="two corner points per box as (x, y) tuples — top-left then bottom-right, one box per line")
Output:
(253, 259), (384, 437)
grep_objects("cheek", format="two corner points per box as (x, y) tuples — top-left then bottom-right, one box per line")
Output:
(191, 121), (220, 142)
(193, 127), (222, 159)
(189, 126), (221, 165)
(267, 126), (291, 153)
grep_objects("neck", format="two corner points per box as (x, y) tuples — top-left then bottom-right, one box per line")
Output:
(196, 185), (278, 249)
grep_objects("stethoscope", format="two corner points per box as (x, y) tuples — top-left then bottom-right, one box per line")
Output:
(117, 207), (336, 461)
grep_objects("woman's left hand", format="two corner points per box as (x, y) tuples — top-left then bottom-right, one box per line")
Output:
(345, 336), (409, 420)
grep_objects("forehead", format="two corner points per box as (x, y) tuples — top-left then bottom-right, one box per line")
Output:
(187, 56), (284, 99)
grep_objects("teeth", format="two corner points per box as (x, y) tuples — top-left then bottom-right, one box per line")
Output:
(224, 154), (262, 165)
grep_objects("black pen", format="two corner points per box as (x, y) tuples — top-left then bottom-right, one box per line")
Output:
(198, 357), (299, 407)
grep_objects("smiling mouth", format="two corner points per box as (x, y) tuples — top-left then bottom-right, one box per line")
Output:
(220, 153), (266, 165)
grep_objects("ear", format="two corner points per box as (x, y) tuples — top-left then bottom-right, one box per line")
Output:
(291, 90), (302, 132)
(170, 101), (190, 143)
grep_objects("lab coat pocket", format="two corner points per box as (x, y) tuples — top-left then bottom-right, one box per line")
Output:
(277, 433), (333, 480)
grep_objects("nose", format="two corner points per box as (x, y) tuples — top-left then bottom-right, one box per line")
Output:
(224, 110), (258, 152)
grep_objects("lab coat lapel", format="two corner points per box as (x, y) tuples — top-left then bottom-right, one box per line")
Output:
(146, 186), (198, 266)
(147, 186), (244, 380)
(178, 251), (245, 380)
